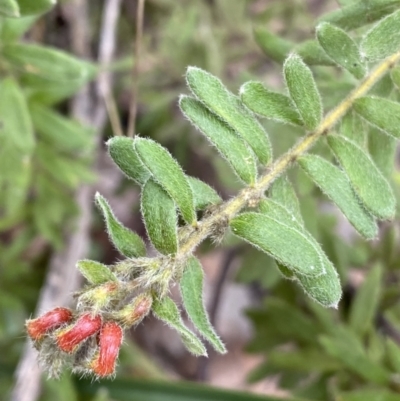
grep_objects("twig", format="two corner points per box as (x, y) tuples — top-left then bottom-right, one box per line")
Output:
(127, 0), (146, 138)
(10, 1), (122, 401)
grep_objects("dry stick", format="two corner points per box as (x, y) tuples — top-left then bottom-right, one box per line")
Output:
(10, 1), (122, 401)
(127, 0), (146, 138)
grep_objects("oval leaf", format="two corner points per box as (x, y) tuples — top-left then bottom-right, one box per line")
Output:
(17, 0), (55, 16)
(95, 192), (146, 258)
(368, 127), (396, 179)
(0, 0), (20, 17)
(180, 95), (257, 185)
(327, 135), (395, 220)
(230, 212), (325, 277)
(353, 96), (400, 139)
(77, 260), (117, 285)
(240, 81), (302, 125)
(152, 296), (207, 356)
(298, 154), (378, 239)
(2, 43), (95, 82)
(141, 179), (178, 255)
(258, 199), (303, 230)
(180, 257), (226, 354)
(135, 138), (196, 224)
(187, 176), (222, 210)
(284, 54), (323, 130)
(186, 67), (272, 164)
(361, 9), (400, 61)
(107, 137), (150, 185)
(316, 22), (366, 79)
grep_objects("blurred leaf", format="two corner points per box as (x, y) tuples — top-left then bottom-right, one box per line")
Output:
(298, 154), (378, 239)
(152, 296), (207, 356)
(240, 81), (302, 125)
(107, 137), (150, 185)
(95, 192), (146, 258)
(353, 96), (400, 139)
(0, 15), (36, 42)
(186, 67), (272, 164)
(316, 22), (366, 79)
(391, 66), (400, 88)
(338, 388), (400, 401)
(135, 137), (196, 224)
(0, 0), (19, 17)
(141, 179), (178, 255)
(368, 127), (396, 179)
(296, 40), (336, 66)
(76, 260), (117, 285)
(349, 264), (382, 336)
(180, 96), (257, 185)
(340, 111), (367, 147)
(230, 212), (325, 277)
(180, 256), (226, 353)
(284, 54), (322, 130)
(16, 0), (55, 16)
(386, 338), (400, 372)
(186, 176), (221, 210)
(42, 374), (77, 401)
(328, 134), (395, 220)
(361, 9), (400, 61)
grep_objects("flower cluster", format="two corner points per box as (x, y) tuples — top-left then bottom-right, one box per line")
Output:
(26, 292), (153, 378)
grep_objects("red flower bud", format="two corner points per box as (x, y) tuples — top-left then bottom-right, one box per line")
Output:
(57, 313), (102, 353)
(26, 307), (73, 341)
(91, 322), (123, 377)
(117, 293), (152, 327)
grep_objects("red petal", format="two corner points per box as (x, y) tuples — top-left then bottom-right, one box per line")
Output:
(57, 314), (102, 353)
(26, 307), (73, 340)
(91, 322), (123, 377)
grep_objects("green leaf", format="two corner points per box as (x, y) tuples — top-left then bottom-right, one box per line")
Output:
(76, 260), (117, 285)
(284, 54), (322, 130)
(349, 264), (382, 336)
(0, 78), (35, 154)
(141, 179), (178, 255)
(230, 212), (325, 277)
(180, 257), (226, 354)
(30, 103), (93, 153)
(187, 176), (221, 210)
(368, 127), (396, 179)
(361, 9), (400, 61)
(316, 22), (366, 79)
(269, 176), (304, 226)
(16, 0), (55, 16)
(391, 66), (400, 89)
(240, 81), (302, 126)
(258, 199), (303, 231)
(152, 296), (207, 356)
(298, 155), (378, 239)
(340, 111), (367, 147)
(319, 0), (400, 31)
(180, 96), (257, 185)
(339, 389), (400, 401)
(327, 134), (395, 220)
(386, 339), (400, 372)
(95, 192), (146, 258)
(353, 96), (400, 139)
(186, 67), (272, 165)
(135, 138), (196, 224)
(0, 0), (19, 17)
(107, 137), (150, 185)
(0, 15), (36, 42)
(2, 43), (95, 82)
(296, 40), (336, 66)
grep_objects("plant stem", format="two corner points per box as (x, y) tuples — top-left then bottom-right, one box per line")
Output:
(127, 0), (146, 138)
(178, 50), (400, 259)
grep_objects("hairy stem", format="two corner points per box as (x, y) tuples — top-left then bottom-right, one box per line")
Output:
(178, 51), (400, 259)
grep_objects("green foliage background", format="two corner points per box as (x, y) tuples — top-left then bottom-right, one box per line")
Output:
(2, 1), (400, 400)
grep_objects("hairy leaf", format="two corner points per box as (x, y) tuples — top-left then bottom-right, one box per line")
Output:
(180, 95), (257, 185)
(187, 176), (221, 210)
(284, 54), (322, 130)
(230, 212), (325, 277)
(95, 192), (146, 258)
(316, 22), (366, 79)
(328, 135), (395, 220)
(340, 111), (367, 147)
(0, 0), (19, 17)
(141, 179), (178, 255)
(135, 138), (196, 224)
(361, 9), (400, 61)
(368, 127), (396, 179)
(107, 137), (150, 185)
(258, 199), (303, 231)
(353, 96), (400, 138)
(391, 66), (400, 88)
(240, 81), (302, 125)
(76, 260), (117, 285)
(186, 67), (272, 164)
(180, 257), (226, 353)
(298, 154), (378, 239)
(152, 296), (207, 356)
